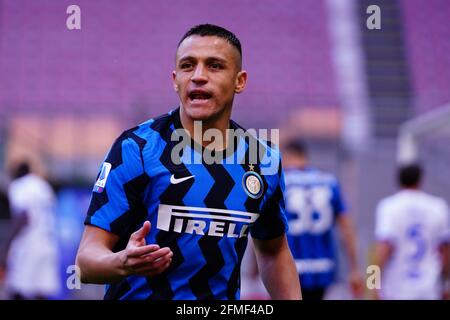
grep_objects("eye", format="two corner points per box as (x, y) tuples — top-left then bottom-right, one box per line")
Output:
(180, 62), (193, 69)
(209, 63), (223, 70)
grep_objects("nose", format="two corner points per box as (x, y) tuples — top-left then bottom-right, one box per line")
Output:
(191, 64), (208, 84)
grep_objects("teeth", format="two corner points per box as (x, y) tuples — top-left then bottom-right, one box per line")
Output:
(191, 93), (209, 100)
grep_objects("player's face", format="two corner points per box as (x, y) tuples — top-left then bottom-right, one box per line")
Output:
(173, 36), (247, 122)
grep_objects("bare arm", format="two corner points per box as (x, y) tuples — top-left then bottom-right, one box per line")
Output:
(75, 221), (172, 284)
(75, 225), (128, 283)
(374, 241), (393, 270)
(336, 214), (364, 298)
(336, 215), (359, 271)
(439, 242), (450, 299)
(253, 235), (301, 300)
(373, 240), (393, 299)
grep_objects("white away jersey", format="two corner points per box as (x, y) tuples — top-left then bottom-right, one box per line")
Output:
(375, 190), (449, 299)
(6, 174), (61, 297)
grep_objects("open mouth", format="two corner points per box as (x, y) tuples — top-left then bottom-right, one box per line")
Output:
(188, 90), (212, 102)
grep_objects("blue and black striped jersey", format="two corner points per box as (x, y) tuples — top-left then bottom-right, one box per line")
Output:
(284, 167), (346, 289)
(85, 108), (288, 300)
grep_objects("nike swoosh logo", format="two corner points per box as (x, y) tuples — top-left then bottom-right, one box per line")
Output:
(170, 174), (195, 184)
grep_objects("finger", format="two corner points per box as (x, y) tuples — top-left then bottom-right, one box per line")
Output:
(154, 259), (172, 273)
(134, 252), (173, 273)
(142, 247), (172, 262)
(127, 244), (160, 257)
(130, 221), (151, 242)
(140, 258), (172, 277)
(127, 247), (172, 269)
(147, 251), (173, 268)
(128, 254), (170, 271)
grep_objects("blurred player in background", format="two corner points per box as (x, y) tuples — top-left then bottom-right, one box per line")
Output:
(374, 164), (450, 300)
(76, 24), (300, 300)
(1, 161), (61, 299)
(282, 140), (364, 300)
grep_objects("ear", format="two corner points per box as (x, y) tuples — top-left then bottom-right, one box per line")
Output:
(172, 70), (179, 92)
(235, 70), (248, 94)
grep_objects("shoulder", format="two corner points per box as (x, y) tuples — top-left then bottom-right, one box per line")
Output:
(9, 174), (54, 200)
(422, 192), (449, 212)
(10, 174), (44, 189)
(316, 169), (339, 186)
(232, 120), (281, 156)
(230, 119), (279, 155)
(261, 139), (282, 163)
(376, 193), (401, 213)
(135, 109), (177, 139)
(230, 119), (282, 176)
(113, 109), (176, 153)
(294, 168), (338, 186)
(258, 139), (282, 177)
(377, 193), (396, 206)
(421, 191), (445, 203)
(122, 111), (172, 145)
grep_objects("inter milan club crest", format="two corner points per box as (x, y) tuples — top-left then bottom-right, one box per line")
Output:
(242, 164), (264, 199)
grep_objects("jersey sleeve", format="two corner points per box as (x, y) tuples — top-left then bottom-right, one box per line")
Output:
(85, 131), (150, 239)
(250, 159), (288, 240)
(374, 200), (395, 242)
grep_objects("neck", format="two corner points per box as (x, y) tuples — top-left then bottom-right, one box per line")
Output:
(284, 157), (308, 170)
(179, 106), (231, 149)
(402, 184), (420, 191)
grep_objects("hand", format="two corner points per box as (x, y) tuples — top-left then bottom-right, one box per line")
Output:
(120, 221), (173, 277)
(349, 269), (365, 299)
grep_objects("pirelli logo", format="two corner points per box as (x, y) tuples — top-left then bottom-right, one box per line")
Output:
(157, 204), (259, 238)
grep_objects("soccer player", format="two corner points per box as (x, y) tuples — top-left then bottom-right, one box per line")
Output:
(75, 24), (301, 300)
(2, 161), (61, 299)
(374, 164), (450, 300)
(282, 140), (363, 300)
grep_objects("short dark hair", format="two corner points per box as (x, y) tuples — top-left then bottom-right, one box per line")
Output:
(178, 24), (242, 57)
(398, 164), (422, 187)
(284, 139), (308, 157)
